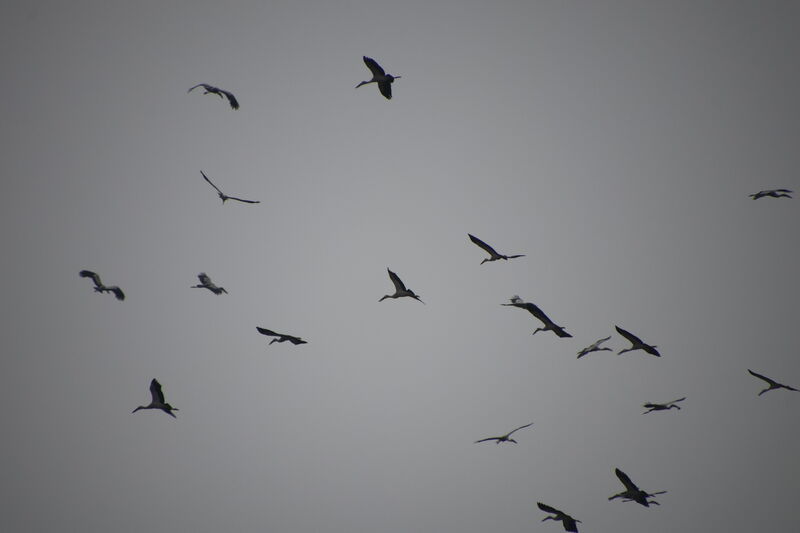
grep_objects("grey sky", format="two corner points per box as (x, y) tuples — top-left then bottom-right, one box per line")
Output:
(1, 1), (798, 532)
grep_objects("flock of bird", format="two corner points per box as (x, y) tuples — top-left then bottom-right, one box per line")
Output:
(77, 55), (797, 533)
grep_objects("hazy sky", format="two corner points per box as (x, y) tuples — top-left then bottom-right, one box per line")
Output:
(2, 1), (798, 532)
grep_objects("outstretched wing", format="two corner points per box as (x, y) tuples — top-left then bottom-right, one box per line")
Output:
(79, 270), (102, 288)
(287, 335), (307, 345)
(150, 379), (166, 404)
(187, 83), (210, 93)
(387, 269), (408, 292)
(201, 171), (225, 195)
(474, 437), (500, 444)
(615, 325), (644, 346)
(748, 369), (778, 386)
(521, 302), (551, 324)
(108, 286), (125, 301)
(377, 81), (393, 99)
(468, 234), (500, 257)
(363, 56), (386, 77)
(257, 327), (279, 337)
(197, 272), (212, 285)
(507, 422), (533, 436)
(536, 502), (560, 515)
(219, 89), (239, 110)
(667, 397), (686, 405)
(615, 468), (639, 492)
(226, 195), (260, 204)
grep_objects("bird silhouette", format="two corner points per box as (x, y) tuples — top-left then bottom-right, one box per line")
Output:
(642, 397), (685, 414)
(608, 468), (666, 507)
(615, 325), (660, 357)
(79, 270), (125, 301)
(474, 423), (533, 444)
(468, 234), (525, 264)
(256, 327), (307, 345)
(132, 379), (178, 418)
(187, 83), (239, 109)
(502, 296), (571, 338)
(356, 56), (401, 99)
(749, 188), (792, 199)
(380, 269), (424, 304)
(748, 369), (798, 396)
(191, 272), (227, 294)
(537, 502), (581, 533)
(577, 336), (612, 358)
(201, 171), (260, 204)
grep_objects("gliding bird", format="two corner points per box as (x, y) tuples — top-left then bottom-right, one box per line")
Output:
(256, 327), (307, 345)
(748, 369), (798, 396)
(537, 502), (581, 533)
(79, 270), (125, 301)
(577, 336), (612, 358)
(187, 83), (240, 109)
(379, 269), (424, 304)
(608, 468), (666, 507)
(356, 56), (401, 99)
(503, 296), (572, 338)
(132, 379), (178, 418)
(642, 397), (685, 414)
(474, 422), (533, 444)
(615, 325), (660, 357)
(191, 272), (227, 294)
(468, 234), (525, 264)
(201, 171), (260, 204)
(749, 188), (793, 199)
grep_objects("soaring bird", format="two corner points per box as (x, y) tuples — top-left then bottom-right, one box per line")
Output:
(747, 369), (798, 396)
(608, 468), (666, 507)
(642, 397), (685, 414)
(577, 336), (612, 359)
(468, 234), (525, 264)
(201, 171), (260, 204)
(749, 188), (793, 199)
(474, 423), (533, 444)
(132, 379), (178, 418)
(537, 502), (581, 533)
(187, 83), (240, 109)
(502, 296), (572, 338)
(191, 272), (227, 295)
(356, 56), (401, 99)
(615, 325), (660, 357)
(79, 270), (125, 301)
(256, 327), (307, 345)
(379, 269), (424, 304)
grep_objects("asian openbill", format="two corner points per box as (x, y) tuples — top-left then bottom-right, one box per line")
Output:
(608, 468), (666, 507)
(474, 423), (533, 444)
(187, 83), (239, 109)
(191, 273), (227, 295)
(467, 234), (525, 264)
(380, 269), (424, 304)
(577, 336), (612, 358)
(502, 296), (571, 338)
(615, 325), (660, 357)
(356, 56), (401, 99)
(747, 369), (798, 396)
(201, 171), (260, 204)
(642, 397), (685, 414)
(537, 502), (581, 533)
(749, 189), (793, 199)
(132, 379), (178, 418)
(256, 327), (307, 345)
(79, 270), (125, 301)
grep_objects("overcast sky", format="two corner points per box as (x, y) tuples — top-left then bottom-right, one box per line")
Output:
(1, 1), (798, 532)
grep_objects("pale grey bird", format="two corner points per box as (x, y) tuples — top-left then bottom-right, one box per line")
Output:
(79, 270), (125, 301)
(191, 272), (227, 295)
(201, 171), (260, 204)
(537, 502), (581, 533)
(608, 468), (666, 507)
(748, 369), (798, 396)
(187, 83), (239, 109)
(132, 379), (178, 418)
(642, 397), (685, 414)
(577, 336), (612, 358)
(256, 327), (307, 345)
(615, 325), (660, 357)
(468, 234), (525, 264)
(503, 296), (571, 338)
(380, 269), (424, 304)
(356, 56), (401, 99)
(749, 188), (792, 199)
(474, 423), (533, 444)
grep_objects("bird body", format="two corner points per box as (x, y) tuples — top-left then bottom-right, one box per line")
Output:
(749, 188), (793, 199)
(468, 234), (525, 264)
(642, 397), (685, 414)
(748, 369), (798, 396)
(132, 379), (178, 418)
(356, 56), (401, 99)
(256, 327), (307, 345)
(502, 296), (571, 337)
(537, 502), (580, 533)
(474, 423), (533, 444)
(201, 171), (260, 204)
(608, 468), (665, 507)
(79, 270), (125, 301)
(192, 272), (227, 294)
(380, 269), (424, 303)
(577, 336), (612, 358)
(188, 83), (240, 109)
(615, 325), (660, 356)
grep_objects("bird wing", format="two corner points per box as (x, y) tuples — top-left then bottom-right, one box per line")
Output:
(220, 89), (240, 109)
(595, 335), (612, 346)
(387, 269), (408, 292)
(776, 188), (793, 193)
(197, 272), (212, 285)
(287, 336), (307, 345)
(187, 83), (210, 93)
(667, 397), (686, 405)
(474, 437), (500, 443)
(108, 286), (125, 301)
(615, 325), (644, 345)
(519, 302), (551, 324)
(201, 171), (225, 195)
(363, 56), (386, 77)
(377, 81), (393, 99)
(507, 422), (533, 436)
(615, 468), (639, 492)
(748, 369), (779, 386)
(468, 234), (500, 257)
(562, 516), (579, 533)
(150, 379), (166, 404)
(226, 195), (260, 204)
(79, 270), (102, 287)
(257, 327), (279, 337)
(536, 502), (560, 515)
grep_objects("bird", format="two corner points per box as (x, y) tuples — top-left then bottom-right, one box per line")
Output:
(502, 296), (572, 337)
(749, 188), (793, 199)
(577, 336), (613, 358)
(201, 171), (260, 204)
(79, 270), (125, 301)
(379, 269), (424, 304)
(642, 397), (685, 414)
(615, 325), (660, 357)
(537, 502), (581, 533)
(747, 369), (798, 396)
(355, 56), (401, 99)
(191, 272), (227, 295)
(132, 379), (178, 418)
(474, 423), (533, 444)
(187, 83), (240, 109)
(256, 327), (307, 345)
(468, 234), (525, 264)
(608, 468), (666, 507)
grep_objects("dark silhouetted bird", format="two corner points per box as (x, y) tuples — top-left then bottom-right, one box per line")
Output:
(503, 296), (572, 338)
(380, 269), (424, 304)
(256, 327), (307, 345)
(79, 270), (125, 301)
(615, 325), (660, 357)
(132, 379), (178, 418)
(748, 369), (798, 396)
(468, 234), (525, 264)
(608, 468), (666, 507)
(474, 423), (533, 444)
(201, 171), (260, 204)
(356, 56), (401, 99)
(191, 273), (227, 295)
(537, 502), (581, 533)
(642, 397), (685, 414)
(188, 83), (239, 109)
(577, 336), (612, 358)
(749, 188), (792, 199)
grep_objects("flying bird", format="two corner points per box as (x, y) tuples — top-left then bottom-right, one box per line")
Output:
(502, 296), (572, 338)
(256, 327), (307, 345)
(615, 325), (660, 357)
(187, 83), (240, 109)
(201, 171), (260, 204)
(608, 468), (666, 507)
(642, 397), (685, 414)
(747, 369), (798, 396)
(537, 502), (581, 533)
(79, 270), (125, 301)
(749, 188), (793, 199)
(191, 272), (227, 295)
(132, 379), (178, 418)
(474, 423), (533, 444)
(379, 269), (424, 304)
(356, 56), (401, 99)
(577, 336), (613, 359)
(468, 234), (525, 264)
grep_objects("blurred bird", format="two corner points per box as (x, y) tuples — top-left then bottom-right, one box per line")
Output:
(256, 327), (307, 345)
(503, 296), (572, 338)
(577, 336), (612, 358)
(191, 272), (227, 295)
(608, 468), (666, 507)
(474, 423), (533, 444)
(468, 234), (525, 264)
(356, 56), (401, 99)
(187, 83), (240, 109)
(132, 379), (178, 418)
(537, 502), (581, 533)
(749, 188), (792, 199)
(79, 270), (125, 301)
(380, 269), (424, 304)
(642, 397), (685, 414)
(201, 171), (260, 204)
(748, 369), (798, 396)
(615, 325), (660, 357)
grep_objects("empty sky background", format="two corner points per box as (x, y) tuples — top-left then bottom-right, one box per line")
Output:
(1, 1), (798, 532)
